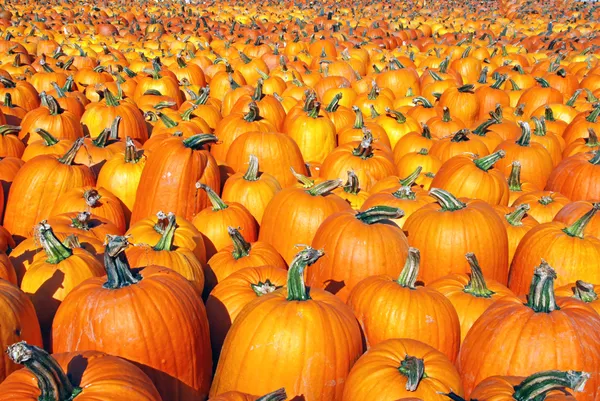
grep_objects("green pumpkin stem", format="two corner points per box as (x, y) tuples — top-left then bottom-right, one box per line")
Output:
(399, 166), (423, 187)
(40, 92), (63, 115)
(0, 124), (20, 136)
(508, 161), (523, 191)
(153, 213), (177, 251)
(251, 280), (282, 297)
(398, 355), (425, 391)
(397, 247), (420, 289)
(228, 227), (252, 259)
(243, 155), (260, 181)
(441, 106), (451, 122)
(589, 150), (600, 165)
(351, 106), (365, 129)
(196, 183), (228, 211)
(457, 84), (475, 93)
(355, 206), (403, 225)
(352, 129), (374, 159)
(544, 106), (556, 121)
(506, 203), (531, 226)
(531, 116), (547, 137)
(392, 186), (416, 200)
(50, 81), (66, 98)
(450, 129), (470, 142)
(103, 88), (120, 107)
(573, 280), (598, 303)
(290, 167), (315, 188)
(307, 101), (321, 119)
(586, 128), (599, 147)
(516, 121), (532, 146)
(343, 170), (360, 195)
(429, 188), (466, 211)
(412, 96), (434, 108)
(252, 79), (264, 101)
(463, 253), (495, 298)
(182, 133), (218, 149)
(34, 128), (59, 146)
(37, 222), (73, 264)
(385, 108), (407, 123)
(157, 111), (179, 128)
(71, 212), (91, 231)
(324, 93), (342, 113)
(103, 235), (141, 289)
(307, 179), (342, 196)
(513, 370), (590, 401)
(124, 137), (140, 163)
(562, 203), (600, 238)
(57, 138), (84, 165)
(474, 149), (505, 171)
(6, 342), (81, 401)
(286, 247), (324, 301)
(586, 105), (600, 123)
(244, 101), (261, 122)
(526, 260), (560, 313)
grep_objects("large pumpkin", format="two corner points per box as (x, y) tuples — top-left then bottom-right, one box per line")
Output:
(545, 151), (600, 201)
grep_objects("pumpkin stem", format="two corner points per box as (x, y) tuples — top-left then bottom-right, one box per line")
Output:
(539, 195), (554, 206)
(450, 129), (470, 143)
(243, 155), (260, 181)
(531, 116), (547, 137)
(34, 128), (60, 146)
(367, 81), (380, 100)
(157, 111), (179, 128)
(586, 105), (600, 123)
(244, 101), (261, 122)
(0, 76), (16, 88)
(515, 121), (532, 147)
(562, 203), (600, 238)
(290, 167), (315, 189)
(398, 355), (425, 391)
(399, 166), (423, 187)
(251, 280), (282, 297)
(474, 149), (505, 171)
(397, 247), (420, 289)
(412, 96), (434, 108)
(343, 170), (360, 195)
(103, 235), (141, 289)
(71, 211), (92, 231)
(526, 260), (560, 313)
(286, 247), (324, 301)
(40, 92), (64, 116)
(50, 81), (67, 98)
(535, 77), (551, 88)
(429, 188), (466, 212)
(36, 222), (73, 264)
(228, 226), (252, 260)
(385, 108), (407, 124)
(252, 79), (264, 101)
(324, 93), (342, 113)
(153, 211), (172, 234)
(153, 213), (177, 251)
(506, 203), (531, 226)
(182, 133), (218, 149)
(355, 206), (403, 225)
(589, 150), (600, 165)
(351, 106), (364, 129)
(57, 138), (85, 166)
(586, 128), (600, 147)
(513, 370), (590, 401)
(392, 186), (416, 200)
(352, 129), (374, 159)
(307, 101), (321, 119)
(0, 124), (20, 136)
(463, 253), (495, 298)
(124, 137), (140, 163)
(490, 73), (507, 89)
(508, 161), (523, 191)
(103, 88), (120, 107)
(83, 189), (101, 207)
(544, 106), (556, 122)
(441, 107), (451, 122)
(196, 183), (228, 211)
(443, 393), (466, 401)
(457, 84), (475, 93)
(7, 342), (80, 401)
(306, 179), (342, 196)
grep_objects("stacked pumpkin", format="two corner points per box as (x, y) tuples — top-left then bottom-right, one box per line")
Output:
(0, 0), (598, 400)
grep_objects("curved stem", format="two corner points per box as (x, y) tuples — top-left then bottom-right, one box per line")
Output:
(7, 342), (79, 401)
(228, 227), (251, 259)
(463, 253), (495, 298)
(513, 370), (590, 401)
(157, 111), (178, 128)
(545, 106), (556, 122)
(286, 247), (324, 301)
(307, 101), (321, 119)
(243, 155), (259, 181)
(252, 79), (264, 101)
(587, 128), (599, 146)
(36, 222), (72, 264)
(474, 150), (505, 171)
(153, 213), (177, 251)
(450, 129), (470, 142)
(103, 235), (141, 289)
(182, 133), (218, 149)
(397, 247), (420, 289)
(531, 116), (546, 137)
(526, 260), (559, 313)
(562, 203), (600, 238)
(355, 206), (403, 225)
(457, 84), (475, 93)
(508, 161), (523, 191)
(412, 96), (433, 108)
(385, 108), (407, 124)
(399, 166), (422, 187)
(0, 125), (21, 136)
(124, 137), (140, 163)
(343, 170), (360, 195)
(41, 93), (63, 116)
(307, 179), (342, 196)
(352, 129), (374, 159)
(515, 122), (531, 146)
(324, 93), (342, 113)
(57, 138), (84, 166)
(429, 188), (466, 211)
(243, 101), (261, 122)
(290, 167), (314, 189)
(506, 203), (530, 226)
(586, 105), (600, 123)
(351, 106), (364, 129)
(103, 88), (120, 107)
(398, 355), (425, 391)
(196, 183), (228, 211)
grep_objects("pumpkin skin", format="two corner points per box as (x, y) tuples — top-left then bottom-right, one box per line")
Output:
(403, 188), (509, 285)
(429, 130), (490, 163)
(18, 94), (83, 145)
(556, 281), (600, 316)
(554, 201), (600, 238)
(206, 265), (288, 363)
(209, 388), (287, 401)
(0, 281), (42, 384)
(458, 263), (600, 401)
(131, 134), (220, 224)
(306, 206), (409, 302)
(210, 248), (363, 401)
(52, 236), (213, 401)
(512, 191), (571, 224)
(545, 151), (600, 201)
(508, 203), (600, 296)
(285, 102), (337, 164)
(342, 338), (464, 401)
(20, 128), (74, 162)
(347, 248), (460, 361)
(0, 345), (162, 401)
(259, 180), (351, 265)
(493, 204), (540, 264)
(428, 253), (514, 343)
(4, 139), (95, 241)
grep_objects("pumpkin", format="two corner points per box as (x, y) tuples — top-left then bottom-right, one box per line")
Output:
(206, 265), (288, 362)
(0, 124), (24, 158)
(361, 186), (434, 228)
(403, 188), (509, 285)
(563, 128), (600, 158)
(493, 204), (540, 264)
(545, 151), (600, 201)
(428, 253), (514, 343)
(209, 388), (287, 401)
(4, 139), (96, 241)
(20, 128), (73, 162)
(0, 280), (42, 383)
(334, 170), (370, 210)
(259, 179), (351, 265)
(52, 235), (213, 401)
(285, 101), (336, 164)
(133, 59), (184, 106)
(506, 161), (541, 205)
(337, 106), (391, 149)
(429, 130), (489, 163)
(342, 338), (464, 401)
(0, 343), (161, 401)
(438, 84), (480, 128)
(554, 201), (600, 238)
(556, 281), (600, 316)
(0, 76), (39, 112)
(210, 247), (363, 401)
(458, 262), (600, 401)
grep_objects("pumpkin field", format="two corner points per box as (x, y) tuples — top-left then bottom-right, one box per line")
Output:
(0, 0), (599, 399)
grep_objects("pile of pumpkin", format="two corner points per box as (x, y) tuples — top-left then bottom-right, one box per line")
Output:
(0, 0), (599, 400)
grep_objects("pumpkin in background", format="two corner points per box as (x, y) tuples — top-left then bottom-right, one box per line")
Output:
(428, 253), (514, 343)
(506, 161), (540, 205)
(347, 248), (460, 361)
(0, 252), (16, 284)
(0, 124), (24, 158)
(20, 128), (73, 162)
(403, 188), (509, 285)
(511, 190), (570, 223)
(52, 235), (213, 401)
(556, 281), (600, 316)
(494, 204), (540, 264)
(334, 170), (371, 210)
(206, 265), (288, 363)
(554, 201), (600, 238)
(0, 343), (162, 401)
(429, 129), (489, 163)
(342, 338), (464, 401)
(209, 389), (287, 401)
(458, 262), (600, 401)
(545, 151), (600, 201)
(306, 206), (409, 302)
(285, 101), (336, 164)
(210, 247), (363, 401)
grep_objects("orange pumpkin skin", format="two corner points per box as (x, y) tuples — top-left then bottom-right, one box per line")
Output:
(210, 248), (363, 401)
(545, 151), (600, 201)
(0, 280), (42, 383)
(512, 191), (571, 224)
(428, 253), (515, 343)
(206, 265), (288, 363)
(403, 189), (509, 285)
(52, 237), (212, 401)
(493, 204), (540, 264)
(0, 348), (162, 401)
(342, 338), (464, 401)
(458, 265), (600, 401)
(131, 134), (220, 224)
(18, 95), (83, 145)
(209, 388), (287, 401)
(0, 157), (23, 213)
(554, 201), (600, 238)
(4, 140), (96, 241)
(259, 180), (351, 265)
(0, 225), (15, 253)
(306, 206), (409, 302)
(508, 204), (600, 296)
(0, 252), (16, 284)
(429, 130), (490, 163)
(285, 102), (337, 164)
